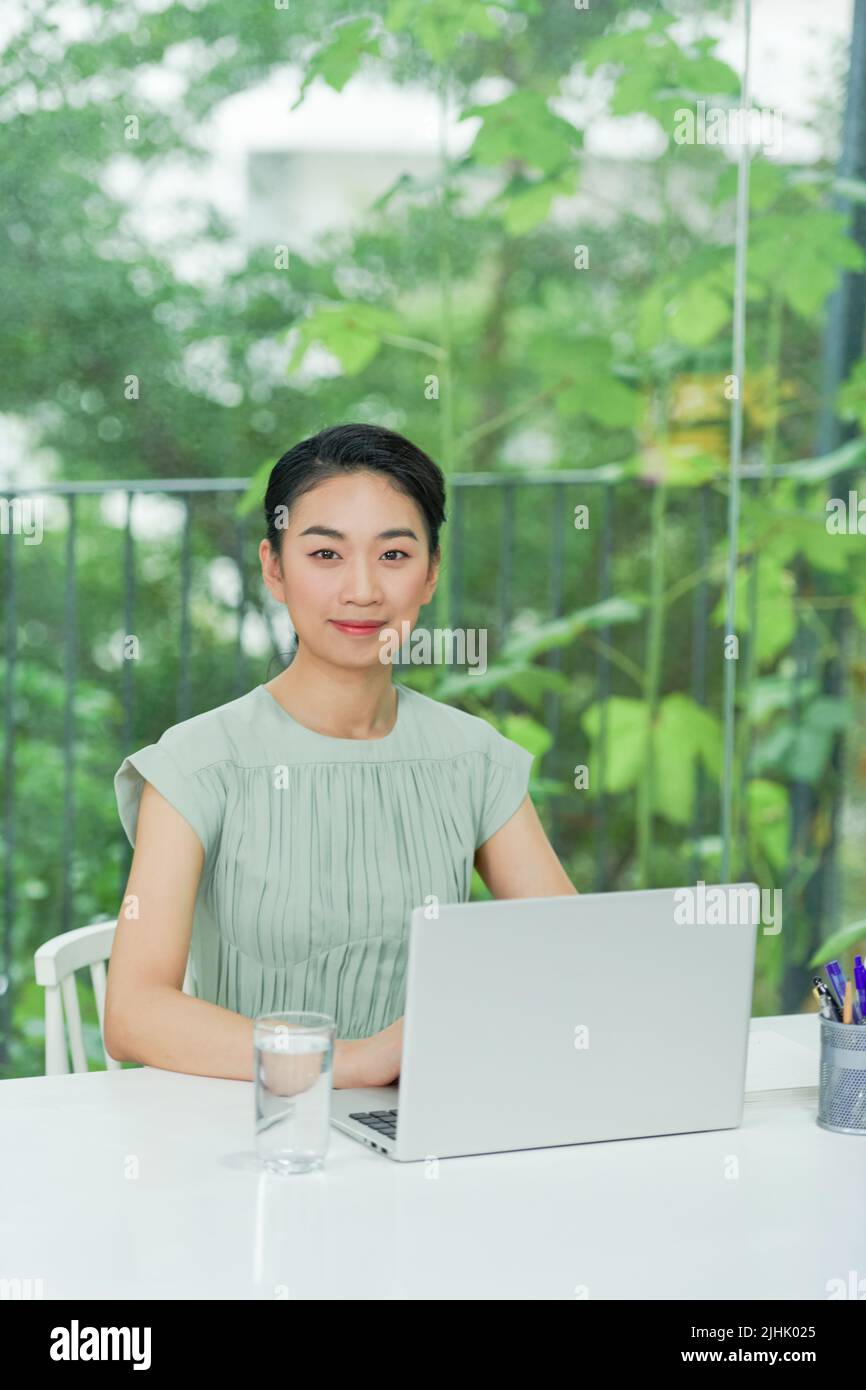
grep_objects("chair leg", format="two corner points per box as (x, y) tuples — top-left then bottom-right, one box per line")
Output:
(60, 975), (88, 1073)
(44, 986), (69, 1076)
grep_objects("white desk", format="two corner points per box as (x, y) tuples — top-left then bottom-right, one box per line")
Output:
(1, 1014), (863, 1299)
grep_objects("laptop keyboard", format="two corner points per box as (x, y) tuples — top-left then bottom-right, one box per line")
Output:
(348, 1108), (398, 1140)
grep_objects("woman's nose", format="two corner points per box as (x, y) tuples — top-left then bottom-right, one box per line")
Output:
(339, 562), (383, 603)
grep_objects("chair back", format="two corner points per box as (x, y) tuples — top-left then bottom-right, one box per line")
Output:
(34, 919), (194, 1074)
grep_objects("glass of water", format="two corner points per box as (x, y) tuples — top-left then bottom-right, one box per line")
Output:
(254, 1011), (336, 1174)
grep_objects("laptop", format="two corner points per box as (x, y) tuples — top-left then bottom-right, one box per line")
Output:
(330, 885), (759, 1162)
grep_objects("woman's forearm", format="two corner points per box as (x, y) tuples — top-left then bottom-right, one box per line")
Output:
(107, 985), (366, 1087)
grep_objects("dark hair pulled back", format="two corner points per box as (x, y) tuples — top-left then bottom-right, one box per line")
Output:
(264, 422), (446, 561)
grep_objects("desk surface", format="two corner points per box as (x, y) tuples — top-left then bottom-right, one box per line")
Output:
(1, 1014), (863, 1300)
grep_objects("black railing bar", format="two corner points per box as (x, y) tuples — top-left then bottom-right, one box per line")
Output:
(178, 497), (193, 724)
(234, 511), (247, 698)
(61, 495), (77, 938)
(1, 491), (16, 1062)
(543, 483), (566, 847)
(119, 493), (136, 902)
(689, 485), (710, 882)
(1, 479), (254, 497)
(594, 485), (613, 893)
(448, 485), (463, 631)
(494, 483), (515, 718)
(0, 464), (798, 500)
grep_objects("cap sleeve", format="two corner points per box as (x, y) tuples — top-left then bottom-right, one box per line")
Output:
(475, 725), (535, 850)
(114, 741), (218, 861)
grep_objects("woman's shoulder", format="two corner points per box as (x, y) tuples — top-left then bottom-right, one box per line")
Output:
(398, 682), (518, 765)
(146, 688), (263, 775)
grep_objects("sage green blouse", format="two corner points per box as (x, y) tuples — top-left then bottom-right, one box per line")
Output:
(114, 681), (534, 1040)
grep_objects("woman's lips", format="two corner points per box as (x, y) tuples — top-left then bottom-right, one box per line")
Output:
(329, 620), (386, 635)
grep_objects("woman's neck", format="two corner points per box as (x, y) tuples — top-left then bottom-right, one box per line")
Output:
(263, 653), (398, 740)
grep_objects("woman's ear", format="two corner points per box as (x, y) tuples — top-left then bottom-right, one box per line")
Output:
(423, 551), (441, 603)
(260, 538), (286, 605)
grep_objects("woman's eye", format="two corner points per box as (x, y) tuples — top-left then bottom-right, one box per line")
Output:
(309, 548), (409, 561)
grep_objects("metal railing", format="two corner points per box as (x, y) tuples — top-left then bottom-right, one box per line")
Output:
(0, 466), (855, 1055)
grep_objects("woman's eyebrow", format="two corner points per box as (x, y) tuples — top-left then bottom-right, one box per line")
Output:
(298, 526), (420, 541)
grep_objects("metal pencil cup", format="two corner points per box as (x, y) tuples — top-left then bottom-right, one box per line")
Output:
(817, 1015), (866, 1136)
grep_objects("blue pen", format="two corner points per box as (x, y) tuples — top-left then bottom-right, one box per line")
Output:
(854, 956), (866, 1025)
(825, 961), (848, 1013)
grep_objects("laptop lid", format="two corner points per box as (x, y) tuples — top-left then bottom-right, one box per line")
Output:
(393, 886), (758, 1161)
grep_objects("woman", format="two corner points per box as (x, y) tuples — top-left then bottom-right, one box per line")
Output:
(105, 423), (577, 1088)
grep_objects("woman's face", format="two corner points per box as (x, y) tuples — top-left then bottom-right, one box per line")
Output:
(260, 470), (440, 668)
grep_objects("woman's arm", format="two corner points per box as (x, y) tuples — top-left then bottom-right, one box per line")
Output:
(103, 781), (369, 1087)
(474, 793), (578, 898)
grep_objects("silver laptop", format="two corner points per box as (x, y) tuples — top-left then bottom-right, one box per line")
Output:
(330, 885), (758, 1162)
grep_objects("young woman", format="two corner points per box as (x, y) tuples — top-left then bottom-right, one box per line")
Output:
(105, 423), (577, 1088)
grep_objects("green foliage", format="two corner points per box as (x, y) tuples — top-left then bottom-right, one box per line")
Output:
(291, 19), (382, 108)
(809, 918), (866, 964)
(581, 693), (722, 827)
(2, 0), (865, 1070)
(286, 302), (402, 376)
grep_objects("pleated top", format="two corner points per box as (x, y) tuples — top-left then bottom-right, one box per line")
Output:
(113, 681), (534, 1040)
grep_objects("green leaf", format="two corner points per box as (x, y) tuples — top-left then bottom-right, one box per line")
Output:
(462, 90), (581, 177)
(748, 675), (818, 725)
(809, 917), (866, 965)
(667, 277), (731, 346)
(748, 211), (866, 319)
(499, 712), (552, 760)
(555, 372), (641, 427)
(764, 514), (851, 574)
(236, 457), (276, 519)
(711, 558), (795, 665)
(434, 663), (571, 708)
(750, 697), (849, 785)
(652, 693), (722, 824)
(387, 0), (499, 61)
(538, 337), (640, 426)
(582, 693), (722, 824)
(500, 598), (644, 662)
(582, 696), (649, 793)
(583, 19), (738, 133)
(431, 663), (526, 702)
(290, 20), (380, 110)
(658, 693), (722, 776)
(287, 302), (398, 377)
(806, 696), (851, 731)
(499, 166), (580, 236)
(712, 158), (786, 210)
(747, 779), (789, 874)
(502, 667), (572, 708)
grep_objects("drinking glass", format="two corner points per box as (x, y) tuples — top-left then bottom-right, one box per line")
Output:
(254, 1011), (335, 1174)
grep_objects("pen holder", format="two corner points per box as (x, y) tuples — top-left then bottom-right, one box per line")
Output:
(817, 1014), (866, 1136)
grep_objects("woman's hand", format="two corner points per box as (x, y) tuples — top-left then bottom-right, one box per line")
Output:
(261, 1038), (327, 1098)
(349, 1015), (404, 1088)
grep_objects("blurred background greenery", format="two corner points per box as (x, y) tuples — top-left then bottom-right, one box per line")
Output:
(3, 0), (866, 1077)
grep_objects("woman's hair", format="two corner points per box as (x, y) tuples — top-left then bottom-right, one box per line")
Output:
(263, 422), (447, 663)
(265, 422), (446, 559)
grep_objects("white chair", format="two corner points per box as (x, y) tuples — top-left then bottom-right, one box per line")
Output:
(34, 918), (193, 1075)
